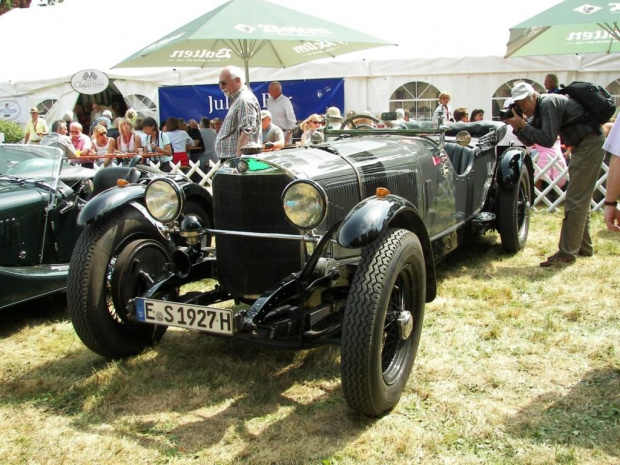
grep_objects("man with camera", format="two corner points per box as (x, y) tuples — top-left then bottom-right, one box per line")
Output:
(503, 82), (605, 267)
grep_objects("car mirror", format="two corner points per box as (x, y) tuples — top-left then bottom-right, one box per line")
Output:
(455, 131), (471, 146)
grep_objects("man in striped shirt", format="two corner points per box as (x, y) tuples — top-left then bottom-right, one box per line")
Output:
(215, 66), (261, 161)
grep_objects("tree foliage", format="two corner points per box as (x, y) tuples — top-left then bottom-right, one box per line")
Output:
(0, 120), (25, 143)
(0, 1), (34, 16)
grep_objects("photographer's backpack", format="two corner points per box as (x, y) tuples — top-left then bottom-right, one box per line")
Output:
(558, 81), (616, 125)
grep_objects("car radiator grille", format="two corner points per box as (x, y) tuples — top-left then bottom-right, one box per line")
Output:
(213, 172), (303, 298)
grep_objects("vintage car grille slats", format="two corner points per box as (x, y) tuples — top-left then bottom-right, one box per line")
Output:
(324, 181), (359, 228)
(361, 172), (418, 204)
(213, 172), (303, 297)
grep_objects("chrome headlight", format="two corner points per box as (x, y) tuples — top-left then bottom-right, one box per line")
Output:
(282, 180), (327, 230)
(145, 178), (184, 222)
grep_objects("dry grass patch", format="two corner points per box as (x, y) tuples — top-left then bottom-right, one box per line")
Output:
(0, 210), (618, 464)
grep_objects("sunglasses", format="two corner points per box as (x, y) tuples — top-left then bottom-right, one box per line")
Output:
(310, 120), (321, 124)
(219, 80), (229, 87)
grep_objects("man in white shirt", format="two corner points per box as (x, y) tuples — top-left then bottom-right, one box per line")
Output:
(266, 81), (297, 145)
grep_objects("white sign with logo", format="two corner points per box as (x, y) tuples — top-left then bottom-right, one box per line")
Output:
(0, 97), (29, 123)
(71, 69), (110, 95)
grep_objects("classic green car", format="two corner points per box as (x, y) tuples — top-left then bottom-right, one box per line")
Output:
(0, 144), (95, 309)
(67, 116), (534, 416)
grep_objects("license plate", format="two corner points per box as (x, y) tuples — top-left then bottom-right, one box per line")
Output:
(135, 298), (234, 336)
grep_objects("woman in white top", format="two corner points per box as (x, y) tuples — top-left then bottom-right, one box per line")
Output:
(142, 117), (173, 172)
(90, 124), (116, 167)
(165, 116), (194, 166)
(432, 92), (454, 123)
(116, 117), (142, 153)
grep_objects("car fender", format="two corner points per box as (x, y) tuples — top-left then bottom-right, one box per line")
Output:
(337, 194), (436, 302)
(337, 194), (423, 248)
(181, 182), (214, 218)
(77, 184), (146, 226)
(498, 146), (529, 189)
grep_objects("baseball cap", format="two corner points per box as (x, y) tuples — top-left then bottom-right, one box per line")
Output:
(260, 109), (271, 119)
(30, 106), (39, 113)
(102, 109), (113, 118)
(511, 82), (535, 101)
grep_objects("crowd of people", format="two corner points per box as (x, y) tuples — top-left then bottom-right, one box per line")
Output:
(19, 65), (620, 240)
(24, 104), (224, 172)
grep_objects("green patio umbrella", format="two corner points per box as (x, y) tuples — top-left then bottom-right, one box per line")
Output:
(505, 0), (620, 57)
(113, 0), (394, 84)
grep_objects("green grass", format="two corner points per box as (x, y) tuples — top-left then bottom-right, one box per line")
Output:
(0, 211), (618, 464)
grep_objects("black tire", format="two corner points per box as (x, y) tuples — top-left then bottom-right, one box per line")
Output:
(67, 207), (171, 359)
(498, 164), (531, 253)
(341, 228), (426, 416)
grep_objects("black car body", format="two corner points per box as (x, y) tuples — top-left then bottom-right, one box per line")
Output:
(67, 116), (533, 416)
(0, 144), (95, 309)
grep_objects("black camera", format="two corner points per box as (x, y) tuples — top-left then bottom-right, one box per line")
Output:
(499, 103), (523, 120)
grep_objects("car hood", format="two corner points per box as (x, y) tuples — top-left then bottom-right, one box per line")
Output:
(234, 136), (431, 202)
(260, 137), (417, 179)
(0, 183), (48, 214)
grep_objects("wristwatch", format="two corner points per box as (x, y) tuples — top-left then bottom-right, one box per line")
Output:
(604, 200), (618, 207)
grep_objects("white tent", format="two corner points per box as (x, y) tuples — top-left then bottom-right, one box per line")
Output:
(1, 0), (619, 126)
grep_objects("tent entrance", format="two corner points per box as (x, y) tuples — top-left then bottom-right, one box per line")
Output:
(74, 80), (128, 132)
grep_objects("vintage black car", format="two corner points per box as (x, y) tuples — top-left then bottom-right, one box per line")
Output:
(67, 115), (533, 416)
(0, 144), (96, 309)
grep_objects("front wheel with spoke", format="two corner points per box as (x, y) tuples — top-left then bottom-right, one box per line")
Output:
(341, 228), (426, 416)
(67, 207), (171, 359)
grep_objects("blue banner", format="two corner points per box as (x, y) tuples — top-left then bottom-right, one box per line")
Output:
(158, 78), (344, 125)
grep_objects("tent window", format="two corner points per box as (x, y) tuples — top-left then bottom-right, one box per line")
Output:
(35, 99), (57, 117)
(606, 79), (620, 117)
(491, 79), (544, 121)
(389, 81), (440, 122)
(124, 94), (157, 121)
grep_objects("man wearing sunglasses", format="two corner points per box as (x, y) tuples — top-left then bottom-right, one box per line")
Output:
(215, 66), (262, 161)
(69, 122), (92, 153)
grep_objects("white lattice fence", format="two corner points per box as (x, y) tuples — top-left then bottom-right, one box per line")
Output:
(531, 152), (610, 213)
(95, 155), (612, 213)
(94, 159), (220, 193)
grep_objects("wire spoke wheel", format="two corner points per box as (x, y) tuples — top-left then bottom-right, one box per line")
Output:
(341, 228), (426, 416)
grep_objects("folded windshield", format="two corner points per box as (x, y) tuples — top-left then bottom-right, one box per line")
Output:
(0, 144), (64, 182)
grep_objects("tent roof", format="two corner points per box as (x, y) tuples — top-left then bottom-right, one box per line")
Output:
(0, 0), (564, 85)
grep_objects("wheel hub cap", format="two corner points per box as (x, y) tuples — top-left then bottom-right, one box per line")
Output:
(397, 310), (413, 340)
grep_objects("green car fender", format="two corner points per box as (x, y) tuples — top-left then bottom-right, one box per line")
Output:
(78, 184), (147, 226)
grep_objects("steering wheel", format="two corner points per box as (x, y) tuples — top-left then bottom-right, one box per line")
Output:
(339, 113), (381, 130)
(128, 155), (143, 167)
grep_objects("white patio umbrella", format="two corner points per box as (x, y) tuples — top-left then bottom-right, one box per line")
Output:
(113, 0), (395, 84)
